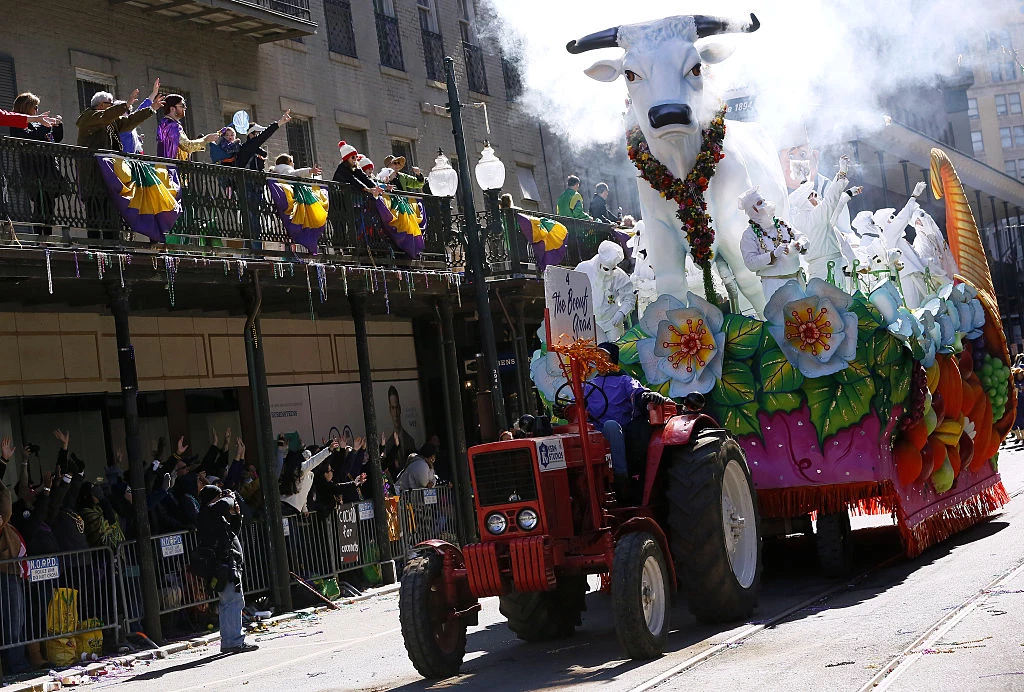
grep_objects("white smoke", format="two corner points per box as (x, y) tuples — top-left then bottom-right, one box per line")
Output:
(481, 0), (1016, 150)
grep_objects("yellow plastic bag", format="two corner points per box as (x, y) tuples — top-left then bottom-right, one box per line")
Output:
(46, 588), (79, 635)
(45, 636), (78, 667)
(75, 618), (104, 657)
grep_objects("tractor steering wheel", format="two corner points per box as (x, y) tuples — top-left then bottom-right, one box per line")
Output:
(554, 378), (609, 423)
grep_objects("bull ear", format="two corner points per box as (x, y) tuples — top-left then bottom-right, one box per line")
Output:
(584, 59), (623, 82)
(696, 40), (736, 65)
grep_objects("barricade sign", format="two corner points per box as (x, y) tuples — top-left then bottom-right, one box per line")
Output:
(358, 500), (374, 519)
(28, 557), (60, 582)
(424, 489), (438, 505)
(337, 504), (360, 564)
(159, 534), (184, 558)
(283, 517), (291, 537)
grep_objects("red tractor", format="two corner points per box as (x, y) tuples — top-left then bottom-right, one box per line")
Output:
(398, 344), (763, 679)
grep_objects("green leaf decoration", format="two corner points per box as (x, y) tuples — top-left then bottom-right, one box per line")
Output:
(723, 314), (763, 361)
(616, 324), (648, 366)
(711, 361), (757, 406)
(709, 400), (761, 438)
(759, 391), (804, 414)
(802, 374), (876, 444)
(760, 346), (805, 393)
(889, 358), (912, 406)
(650, 379), (672, 399)
(869, 331), (904, 368)
(618, 360), (645, 382)
(833, 358), (871, 385)
(851, 294), (883, 332)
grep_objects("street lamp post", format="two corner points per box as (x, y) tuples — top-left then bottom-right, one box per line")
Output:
(435, 55), (508, 436)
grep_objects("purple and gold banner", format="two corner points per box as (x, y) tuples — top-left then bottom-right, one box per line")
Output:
(267, 178), (330, 254)
(95, 154), (181, 242)
(375, 194), (426, 259)
(517, 213), (567, 272)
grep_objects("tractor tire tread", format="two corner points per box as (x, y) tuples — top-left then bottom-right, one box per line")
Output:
(399, 554), (467, 679)
(611, 532), (670, 659)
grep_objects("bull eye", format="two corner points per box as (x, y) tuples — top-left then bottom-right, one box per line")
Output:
(690, 64), (702, 77)
(624, 69), (641, 82)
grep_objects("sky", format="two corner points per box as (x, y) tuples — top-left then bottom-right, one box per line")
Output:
(480, 0), (1018, 150)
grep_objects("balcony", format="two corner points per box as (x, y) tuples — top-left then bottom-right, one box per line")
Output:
(421, 29), (446, 83)
(463, 42), (488, 95)
(109, 0), (317, 42)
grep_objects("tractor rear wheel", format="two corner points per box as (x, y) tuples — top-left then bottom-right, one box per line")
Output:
(667, 428), (762, 623)
(815, 510), (854, 577)
(611, 531), (671, 658)
(499, 575), (587, 641)
(399, 553), (467, 679)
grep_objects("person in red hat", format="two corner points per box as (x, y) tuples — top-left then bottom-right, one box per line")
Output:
(332, 141), (380, 196)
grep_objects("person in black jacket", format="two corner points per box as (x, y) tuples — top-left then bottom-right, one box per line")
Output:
(234, 111), (291, 171)
(8, 92), (65, 236)
(196, 486), (256, 653)
(332, 141), (380, 196)
(590, 182), (620, 224)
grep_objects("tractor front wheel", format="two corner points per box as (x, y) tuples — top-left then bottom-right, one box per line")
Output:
(399, 553), (467, 679)
(667, 429), (762, 623)
(499, 575), (587, 641)
(612, 531), (671, 659)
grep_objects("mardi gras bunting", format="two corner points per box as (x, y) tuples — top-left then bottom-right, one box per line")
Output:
(95, 154), (181, 242)
(516, 213), (568, 272)
(266, 178), (330, 254)
(375, 194), (426, 259)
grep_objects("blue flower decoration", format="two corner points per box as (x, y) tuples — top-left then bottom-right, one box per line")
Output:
(636, 292), (726, 396)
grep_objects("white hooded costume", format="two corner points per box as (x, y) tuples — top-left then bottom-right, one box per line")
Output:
(911, 207), (958, 286)
(788, 163), (854, 286)
(849, 210), (898, 293)
(738, 186), (808, 305)
(627, 221), (658, 318)
(575, 240), (636, 342)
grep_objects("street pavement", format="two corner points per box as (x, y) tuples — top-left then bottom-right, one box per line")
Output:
(96, 446), (1024, 692)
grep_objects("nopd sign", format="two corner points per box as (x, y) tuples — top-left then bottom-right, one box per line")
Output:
(544, 266), (596, 347)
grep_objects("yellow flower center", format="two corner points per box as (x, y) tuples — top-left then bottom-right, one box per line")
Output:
(785, 306), (833, 356)
(661, 318), (715, 373)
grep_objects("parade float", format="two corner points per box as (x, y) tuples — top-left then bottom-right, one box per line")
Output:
(531, 13), (1014, 564)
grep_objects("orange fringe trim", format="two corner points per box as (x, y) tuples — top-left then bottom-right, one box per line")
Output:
(898, 481), (1010, 558)
(757, 481), (898, 519)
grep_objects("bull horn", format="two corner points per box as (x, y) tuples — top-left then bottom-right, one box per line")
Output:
(694, 12), (760, 38)
(566, 27), (620, 54)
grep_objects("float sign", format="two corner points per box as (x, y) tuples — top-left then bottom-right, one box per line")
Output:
(544, 266), (596, 347)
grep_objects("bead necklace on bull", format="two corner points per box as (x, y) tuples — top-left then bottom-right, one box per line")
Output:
(626, 106), (727, 301)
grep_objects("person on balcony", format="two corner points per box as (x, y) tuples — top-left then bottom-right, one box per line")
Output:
(118, 78), (160, 155)
(156, 94), (220, 161)
(378, 155), (424, 192)
(0, 107), (56, 129)
(233, 112), (292, 171)
(590, 182), (620, 224)
(8, 92), (64, 237)
(270, 153), (322, 178)
(556, 174), (590, 220)
(76, 84), (165, 239)
(332, 140), (380, 197)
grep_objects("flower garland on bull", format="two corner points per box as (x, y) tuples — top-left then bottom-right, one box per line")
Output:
(626, 105), (727, 304)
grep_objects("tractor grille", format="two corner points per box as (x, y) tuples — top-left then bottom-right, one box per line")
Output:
(472, 448), (539, 507)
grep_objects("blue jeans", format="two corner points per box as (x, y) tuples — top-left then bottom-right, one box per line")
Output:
(602, 420), (628, 477)
(219, 581), (245, 650)
(0, 573), (28, 673)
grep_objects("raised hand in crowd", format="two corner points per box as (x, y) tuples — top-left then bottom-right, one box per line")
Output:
(127, 88), (140, 109)
(277, 109), (292, 127)
(354, 472), (367, 486)
(1, 435), (15, 460)
(27, 111), (58, 126)
(176, 436), (189, 457)
(53, 428), (69, 450)
(354, 436), (366, 451)
(224, 427), (233, 451)
(149, 78), (161, 103)
(151, 93), (168, 111)
(235, 437), (245, 460)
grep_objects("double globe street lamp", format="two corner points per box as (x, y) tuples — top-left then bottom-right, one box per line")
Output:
(427, 55), (508, 437)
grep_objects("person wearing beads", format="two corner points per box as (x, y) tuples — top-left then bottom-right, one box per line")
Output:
(738, 186), (808, 304)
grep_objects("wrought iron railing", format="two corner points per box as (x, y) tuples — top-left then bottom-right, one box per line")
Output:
(421, 29), (446, 83)
(0, 137), (455, 268)
(255, 0), (313, 21)
(463, 41), (488, 95)
(324, 0), (358, 57)
(489, 205), (622, 277)
(375, 12), (405, 71)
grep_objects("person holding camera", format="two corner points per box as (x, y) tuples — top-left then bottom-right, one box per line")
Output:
(195, 486), (256, 654)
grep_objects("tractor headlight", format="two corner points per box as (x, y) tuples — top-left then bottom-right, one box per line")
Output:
(517, 508), (539, 531)
(485, 512), (508, 535)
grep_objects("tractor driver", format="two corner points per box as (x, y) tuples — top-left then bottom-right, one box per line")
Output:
(587, 342), (671, 501)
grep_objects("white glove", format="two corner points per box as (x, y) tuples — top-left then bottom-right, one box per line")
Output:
(838, 155), (850, 176)
(771, 243), (789, 259)
(612, 310), (625, 325)
(912, 181), (927, 198)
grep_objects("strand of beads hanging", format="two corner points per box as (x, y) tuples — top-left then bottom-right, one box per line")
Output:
(748, 216), (795, 254)
(626, 105), (727, 269)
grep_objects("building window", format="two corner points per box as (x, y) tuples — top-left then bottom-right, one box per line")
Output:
(516, 164), (541, 202)
(459, 0), (488, 94)
(324, 0), (358, 58)
(1007, 160), (1019, 179)
(75, 70), (117, 113)
(1010, 93), (1023, 115)
(972, 130), (984, 154)
(0, 54), (17, 111)
(388, 137), (416, 168)
(1001, 127), (1013, 149)
(502, 57), (523, 102)
(992, 60), (1017, 83)
(338, 126), (368, 158)
(374, 0), (404, 71)
(418, 0), (445, 82)
(967, 97), (978, 119)
(996, 94), (1008, 115)
(1015, 125), (1024, 148)
(285, 118), (315, 169)
(1019, 159), (1024, 181)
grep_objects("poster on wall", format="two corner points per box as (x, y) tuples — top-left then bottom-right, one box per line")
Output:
(269, 379), (424, 450)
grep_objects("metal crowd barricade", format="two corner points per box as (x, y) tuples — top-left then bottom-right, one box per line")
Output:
(0, 545), (120, 657)
(390, 486), (461, 559)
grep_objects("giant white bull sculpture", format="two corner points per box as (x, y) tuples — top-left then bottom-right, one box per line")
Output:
(567, 13), (788, 316)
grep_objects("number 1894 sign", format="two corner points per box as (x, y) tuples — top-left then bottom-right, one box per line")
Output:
(543, 266), (596, 347)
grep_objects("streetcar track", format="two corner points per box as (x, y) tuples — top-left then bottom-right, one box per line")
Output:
(630, 553), (903, 692)
(856, 557), (1024, 691)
